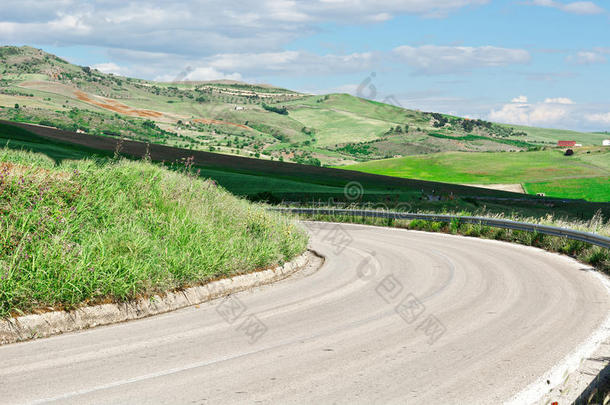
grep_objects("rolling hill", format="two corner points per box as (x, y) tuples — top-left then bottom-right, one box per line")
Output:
(0, 45), (608, 202)
(2, 46), (604, 165)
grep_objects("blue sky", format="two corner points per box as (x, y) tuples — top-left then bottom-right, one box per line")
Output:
(0, 0), (609, 131)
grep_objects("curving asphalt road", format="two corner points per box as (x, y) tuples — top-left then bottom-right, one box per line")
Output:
(1, 222), (609, 404)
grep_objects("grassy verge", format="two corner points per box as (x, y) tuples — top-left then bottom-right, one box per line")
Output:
(0, 148), (308, 317)
(292, 210), (609, 273)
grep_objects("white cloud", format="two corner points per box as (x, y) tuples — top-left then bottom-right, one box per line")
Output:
(0, 13), (92, 38)
(92, 62), (130, 75)
(585, 112), (610, 125)
(566, 51), (607, 65)
(530, 0), (605, 15)
(544, 97), (574, 104)
(0, 1), (489, 55)
(98, 44), (525, 83)
(206, 51), (374, 75)
(393, 45), (530, 74)
(154, 67), (242, 82)
(98, 49), (376, 82)
(511, 95), (528, 103)
(490, 97), (573, 126)
(488, 96), (610, 130)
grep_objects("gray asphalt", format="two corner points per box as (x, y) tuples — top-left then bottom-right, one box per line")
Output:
(1, 222), (609, 404)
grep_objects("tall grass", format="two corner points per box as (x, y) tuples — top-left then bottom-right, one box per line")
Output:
(0, 148), (308, 317)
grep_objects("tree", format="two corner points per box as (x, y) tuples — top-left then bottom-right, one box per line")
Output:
(462, 120), (474, 132)
(262, 103), (288, 115)
(14, 103), (19, 109)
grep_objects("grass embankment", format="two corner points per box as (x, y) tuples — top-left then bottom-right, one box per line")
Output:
(0, 149), (308, 317)
(294, 210), (610, 273)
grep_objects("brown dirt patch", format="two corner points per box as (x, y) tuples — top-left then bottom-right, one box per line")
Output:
(73, 90), (163, 118)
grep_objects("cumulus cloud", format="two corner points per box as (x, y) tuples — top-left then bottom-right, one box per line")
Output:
(92, 62), (130, 76)
(544, 97), (574, 104)
(105, 44), (526, 82)
(490, 96), (575, 126)
(154, 67), (242, 82)
(488, 96), (610, 130)
(566, 50), (607, 64)
(586, 112), (610, 125)
(392, 45), (530, 74)
(530, 0), (606, 15)
(0, 0), (489, 55)
(206, 51), (375, 76)
(104, 49), (376, 81)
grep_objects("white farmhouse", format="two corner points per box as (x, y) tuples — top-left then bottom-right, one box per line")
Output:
(603, 139), (610, 146)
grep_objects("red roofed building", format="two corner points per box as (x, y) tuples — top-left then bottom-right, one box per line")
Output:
(558, 140), (576, 147)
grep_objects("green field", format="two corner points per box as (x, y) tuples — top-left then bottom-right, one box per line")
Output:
(524, 177), (610, 202)
(341, 149), (610, 202)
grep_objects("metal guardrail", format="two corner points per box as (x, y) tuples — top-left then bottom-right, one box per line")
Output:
(272, 207), (610, 249)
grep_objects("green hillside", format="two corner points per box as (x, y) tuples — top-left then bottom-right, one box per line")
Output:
(1, 46), (604, 168)
(1, 45), (608, 202)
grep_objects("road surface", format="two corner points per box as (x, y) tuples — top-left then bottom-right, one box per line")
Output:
(1, 222), (609, 404)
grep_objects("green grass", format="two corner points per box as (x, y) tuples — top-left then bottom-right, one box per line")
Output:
(341, 149), (610, 201)
(524, 177), (610, 202)
(0, 149), (308, 317)
(287, 105), (389, 147)
(427, 132), (535, 149)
